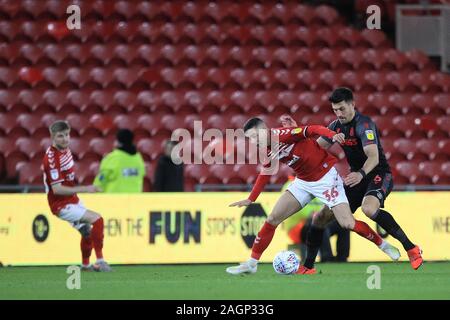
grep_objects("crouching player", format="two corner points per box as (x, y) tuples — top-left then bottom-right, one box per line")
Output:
(42, 120), (112, 272)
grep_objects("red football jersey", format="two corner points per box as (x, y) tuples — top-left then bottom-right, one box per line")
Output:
(42, 145), (79, 214)
(248, 125), (338, 201)
(269, 126), (337, 181)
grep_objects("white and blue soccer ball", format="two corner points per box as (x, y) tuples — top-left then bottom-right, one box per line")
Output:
(273, 250), (300, 275)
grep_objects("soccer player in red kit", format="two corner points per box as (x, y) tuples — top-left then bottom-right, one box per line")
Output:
(226, 118), (400, 275)
(42, 120), (111, 272)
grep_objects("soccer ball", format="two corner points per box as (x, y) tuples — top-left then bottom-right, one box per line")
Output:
(273, 250), (300, 275)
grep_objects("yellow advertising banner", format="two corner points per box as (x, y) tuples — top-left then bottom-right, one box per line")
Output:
(0, 193), (288, 266)
(0, 192), (448, 266)
(349, 192), (450, 262)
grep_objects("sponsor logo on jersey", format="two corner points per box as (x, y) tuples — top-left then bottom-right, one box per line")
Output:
(50, 169), (59, 180)
(291, 128), (303, 135)
(365, 130), (375, 140)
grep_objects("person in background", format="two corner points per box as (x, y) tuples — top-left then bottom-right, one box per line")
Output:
(94, 129), (145, 193)
(153, 140), (184, 192)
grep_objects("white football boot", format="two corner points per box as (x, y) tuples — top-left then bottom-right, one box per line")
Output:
(378, 240), (401, 261)
(226, 260), (258, 275)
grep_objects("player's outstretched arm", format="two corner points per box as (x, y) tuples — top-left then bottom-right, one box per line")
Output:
(52, 183), (101, 196)
(229, 174), (270, 207)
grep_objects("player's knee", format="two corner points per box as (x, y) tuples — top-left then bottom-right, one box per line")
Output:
(361, 204), (377, 218)
(339, 221), (354, 230)
(312, 212), (326, 228)
(266, 215), (280, 227)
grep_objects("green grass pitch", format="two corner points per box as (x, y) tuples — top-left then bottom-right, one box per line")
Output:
(0, 262), (449, 300)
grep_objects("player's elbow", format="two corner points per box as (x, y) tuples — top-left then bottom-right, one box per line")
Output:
(51, 185), (65, 195)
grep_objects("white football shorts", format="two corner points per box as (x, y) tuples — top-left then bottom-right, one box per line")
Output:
(286, 166), (349, 208)
(58, 201), (87, 231)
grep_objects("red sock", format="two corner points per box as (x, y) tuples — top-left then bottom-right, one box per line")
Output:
(91, 218), (104, 260)
(352, 220), (383, 246)
(251, 221), (277, 260)
(80, 236), (93, 265)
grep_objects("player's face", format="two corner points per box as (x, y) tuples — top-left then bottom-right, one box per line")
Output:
(245, 125), (269, 148)
(52, 130), (70, 150)
(332, 100), (355, 124)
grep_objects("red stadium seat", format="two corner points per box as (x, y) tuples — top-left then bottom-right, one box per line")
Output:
(114, 0), (140, 19)
(404, 49), (434, 71)
(393, 138), (416, 161)
(16, 137), (45, 160)
(395, 161), (419, 184)
(16, 113), (43, 136)
(0, 137), (16, 157)
(66, 44), (92, 65)
(416, 139), (443, 161)
(17, 161), (42, 185)
(20, 44), (44, 64)
(113, 114), (139, 131)
(68, 138), (90, 160)
(115, 21), (141, 42)
(0, 67), (19, 87)
(43, 44), (68, 65)
(434, 95), (450, 116)
(438, 140), (450, 159)
(360, 29), (390, 48)
(137, 139), (162, 162)
(184, 164), (209, 184)
(18, 89), (46, 112)
(43, 89), (68, 112)
(313, 5), (340, 26)
(42, 67), (67, 88)
(430, 72), (450, 92)
(137, 114), (160, 137)
(233, 164), (258, 184)
(419, 161), (443, 185)
(409, 93), (436, 116)
(89, 137), (114, 157)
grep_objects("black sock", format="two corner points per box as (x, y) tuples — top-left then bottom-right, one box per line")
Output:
(373, 209), (415, 251)
(304, 225), (324, 269)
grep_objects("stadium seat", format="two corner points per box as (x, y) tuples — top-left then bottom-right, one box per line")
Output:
(360, 29), (390, 48)
(17, 161), (42, 185)
(393, 138), (416, 161)
(66, 44), (93, 65)
(184, 164), (209, 184)
(20, 44), (44, 64)
(137, 114), (160, 137)
(438, 140), (450, 159)
(430, 71), (450, 92)
(419, 161), (443, 185)
(395, 161), (419, 184)
(16, 113), (43, 136)
(233, 164), (258, 184)
(434, 95), (450, 116)
(416, 139), (443, 161)
(90, 137), (114, 157)
(16, 137), (44, 160)
(69, 138), (91, 160)
(404, 49), (434, 71)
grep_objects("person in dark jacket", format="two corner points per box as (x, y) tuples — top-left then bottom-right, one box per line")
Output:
(153, 140), (184, 192)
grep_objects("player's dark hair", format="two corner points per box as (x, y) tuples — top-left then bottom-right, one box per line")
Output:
(49, 120), (70, 135)
(329, 87), (354, 104)
(243, 117), (264, 132)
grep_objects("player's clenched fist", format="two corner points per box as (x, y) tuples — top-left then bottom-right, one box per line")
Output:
(229, 199), (252, 207)
(332, 133), (346, 144)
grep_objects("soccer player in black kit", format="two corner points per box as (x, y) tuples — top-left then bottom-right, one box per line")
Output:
(281, 88), (423, 271)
